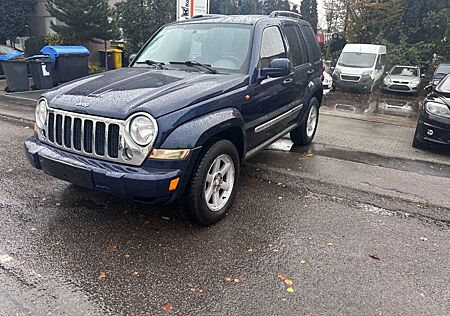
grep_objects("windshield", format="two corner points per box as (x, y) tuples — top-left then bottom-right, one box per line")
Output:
(436, 75), (450, 93)
(435, 64), (450, 76)
(390, 66), (418, 77)
(134, 23), (253, 73)
(338, 52), (377, 68)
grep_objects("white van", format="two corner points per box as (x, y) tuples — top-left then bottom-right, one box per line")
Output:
(332, 44), (387, 93)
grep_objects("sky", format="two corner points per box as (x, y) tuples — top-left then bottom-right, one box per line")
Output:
(289, 0), (327, 29)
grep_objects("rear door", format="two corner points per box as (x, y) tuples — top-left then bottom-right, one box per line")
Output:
(281, 22), (310, 117)
(299, 24), (322, 83)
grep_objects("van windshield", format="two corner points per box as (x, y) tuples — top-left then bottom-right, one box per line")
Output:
(338, 52), (377, 68)
(134, 23), (253, 74)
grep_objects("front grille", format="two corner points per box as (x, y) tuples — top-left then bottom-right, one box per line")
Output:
(46, 112), (120, 159)
(341, 75), (360, 82)
(390, 84), (410, 91)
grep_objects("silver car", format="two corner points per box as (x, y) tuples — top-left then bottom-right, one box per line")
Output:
(382, 65), (422, 94)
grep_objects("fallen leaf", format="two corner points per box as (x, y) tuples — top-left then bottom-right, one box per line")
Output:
(326, 242), (334, 247)
(299, 260), (306, 264)
(247, 248), (253, 252)
(98, 272), (107, 281)
(278, 196), (283, 200)
(162, 216), (171, 221)
(369, 254), (380, 261)
(30, 227), (37, 231)
(225, 277), (232, 282)
(55, 202), (61, 206)
(234, 278), (240, 283)
(276, 274), (287, 281)
(420, 237), (428, 241)
(284, 279), (294, 286)
(124, 253), (130, 258)
(132, 271), (139, 277)
(306, 153), (314, 158)
(277, 182), (283, 186)
(162, 303), (173, 313)
(287, 287), (295, 293)
(106, 245), (117, 253)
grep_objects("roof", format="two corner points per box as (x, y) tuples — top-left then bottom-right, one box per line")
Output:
(343, 44), (387, 54)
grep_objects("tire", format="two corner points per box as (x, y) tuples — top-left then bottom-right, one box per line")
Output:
(183, 139), (240, 226)
(290, 97), (320, 146)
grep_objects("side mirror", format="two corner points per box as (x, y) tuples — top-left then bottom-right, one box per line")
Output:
(425, 85), (433, 92)
(129, 53), (137, 64)
(259, 58), (291, 80)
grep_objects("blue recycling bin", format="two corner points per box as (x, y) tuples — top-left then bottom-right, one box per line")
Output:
(40, 46), (90, 83)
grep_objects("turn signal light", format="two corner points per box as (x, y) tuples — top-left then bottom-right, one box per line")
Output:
(148, 149), (190, 160)
(169, 178), (180, 191)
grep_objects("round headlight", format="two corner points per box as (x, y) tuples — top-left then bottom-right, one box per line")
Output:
(35, 99), (47, 128)
(129, 115), (157, 146)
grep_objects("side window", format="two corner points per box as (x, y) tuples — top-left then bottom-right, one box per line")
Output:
(283, 24), (307, 67)
(300, 25), (321, 62)
(260, 26), (286, 68)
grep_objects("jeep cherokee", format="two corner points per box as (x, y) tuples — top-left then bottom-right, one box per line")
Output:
(25, 11), (323, 225)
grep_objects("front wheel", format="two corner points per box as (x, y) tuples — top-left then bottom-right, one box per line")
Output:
(290, 97), (320, 146)
(183, 140), (240, 226)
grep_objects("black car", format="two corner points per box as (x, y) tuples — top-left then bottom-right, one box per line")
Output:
(25, 12), (323, 226)
(413, 74), (450, 149)
(430, 62), (450, 87)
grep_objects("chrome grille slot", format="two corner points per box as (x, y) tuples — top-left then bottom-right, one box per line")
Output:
(41, 108), (155, 166)
(95, 122), (106, 156)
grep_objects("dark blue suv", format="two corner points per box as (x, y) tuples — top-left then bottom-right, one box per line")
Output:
(25, 12), (323, 225)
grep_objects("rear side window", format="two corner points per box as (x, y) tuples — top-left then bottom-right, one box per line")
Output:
(300, 25), (321, 62)
(259, 26), (286, 68)
(283, 24), (307, 67)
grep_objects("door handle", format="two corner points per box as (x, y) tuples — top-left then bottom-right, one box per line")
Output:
(283, 78), (293, 85)
(307, 69), (315, 75)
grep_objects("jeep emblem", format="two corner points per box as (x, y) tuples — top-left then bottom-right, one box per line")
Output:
(76, 101), (90, 108)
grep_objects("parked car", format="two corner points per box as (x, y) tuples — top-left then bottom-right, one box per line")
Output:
(413, 74), (450, 149)
(430, 62), (450, 87)
(382, 65), (422, 94)
(25, 12), (323, 226)
(332, 44), (386, 93)
(322, 63), (333, 95)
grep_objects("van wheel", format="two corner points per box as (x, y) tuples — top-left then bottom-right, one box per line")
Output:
(184, 140), (240, 226)
(290, 97), (319, 146)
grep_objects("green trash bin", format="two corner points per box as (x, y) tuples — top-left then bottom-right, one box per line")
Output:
(1, 59), (30, 92)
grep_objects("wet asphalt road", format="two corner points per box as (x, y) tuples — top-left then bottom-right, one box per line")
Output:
(1, 114), (450, 315)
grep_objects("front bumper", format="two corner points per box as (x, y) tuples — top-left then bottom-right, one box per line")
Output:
(416, 112), (450, 146)
(25, 137), (201, 203)
(332, 74), (373, 92)
(382, 83), (419, 93)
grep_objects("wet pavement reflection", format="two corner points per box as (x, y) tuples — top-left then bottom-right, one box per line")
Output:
(322, 90), (421, 120)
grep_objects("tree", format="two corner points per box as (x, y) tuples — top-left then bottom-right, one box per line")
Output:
(114, 0), (175, 56)
(0, 0), (36, 45)
(300, 0), (318, 32)
(261, 0), (290, 15)
(46, 0), (118, 45)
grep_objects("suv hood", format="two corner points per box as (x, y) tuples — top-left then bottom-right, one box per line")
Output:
(44, 67), (247, 119)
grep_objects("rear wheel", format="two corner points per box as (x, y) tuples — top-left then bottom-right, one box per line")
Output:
(184, 140), (240, 226)
(290, 97), (319, 146)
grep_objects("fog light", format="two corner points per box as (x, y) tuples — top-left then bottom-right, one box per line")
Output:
(123, 147), (134, 160)
(427, 129), (434, 136)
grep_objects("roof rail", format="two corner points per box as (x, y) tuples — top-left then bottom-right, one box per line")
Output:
(269, 11), (303, 20)
(191, 14), (226, 19)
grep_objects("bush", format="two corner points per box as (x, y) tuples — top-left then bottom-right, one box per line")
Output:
(24, 36), (46, 55)
(89, 64), (105, 74)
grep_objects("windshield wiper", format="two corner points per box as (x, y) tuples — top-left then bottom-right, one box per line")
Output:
(169, 60), (218, 74)
(135, 59), (167, 70)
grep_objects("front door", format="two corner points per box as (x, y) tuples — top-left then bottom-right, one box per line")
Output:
(243, 25), (297, 151)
